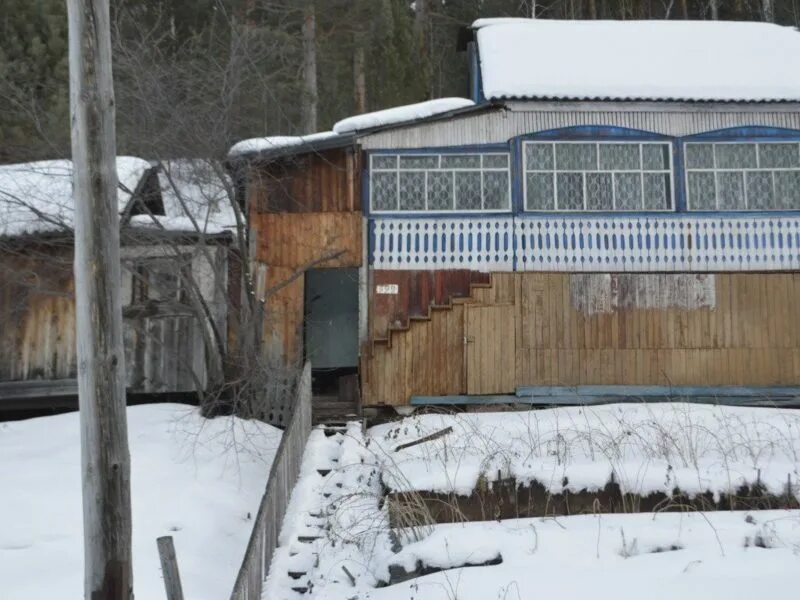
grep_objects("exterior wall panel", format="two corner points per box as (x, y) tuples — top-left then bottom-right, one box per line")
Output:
(360, 103), (800, 149)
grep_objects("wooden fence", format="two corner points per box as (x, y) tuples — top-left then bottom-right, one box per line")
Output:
(229, 362), (313, 600)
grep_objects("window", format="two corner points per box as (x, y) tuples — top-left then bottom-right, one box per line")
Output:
(523, 141), (673, 211)
(685, 142), (800, 210)
(130, 258), (190, 305)
(369, 153), (511, 212)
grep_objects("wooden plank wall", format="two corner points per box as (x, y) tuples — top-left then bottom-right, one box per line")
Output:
(371, 270), (490, 339)
(362, 272), (800, 406)
(0, 248), (77, 382)
(247, 147), (363, 365)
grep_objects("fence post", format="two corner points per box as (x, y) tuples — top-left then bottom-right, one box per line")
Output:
(157, 536), (184, 600)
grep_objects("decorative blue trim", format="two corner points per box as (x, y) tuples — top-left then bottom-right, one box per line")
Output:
(410, 393), (800, 408)
(682, 126), (800, 142)
(368, 143), (510, 155)
(514, 125), (673, 142)
(516, 385), (800, 398)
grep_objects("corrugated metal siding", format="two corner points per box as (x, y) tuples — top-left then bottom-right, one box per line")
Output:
(359, 104), (800, 149)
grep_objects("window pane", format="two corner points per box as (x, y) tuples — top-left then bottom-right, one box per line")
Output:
(399, 155), (438, 169)
(686, 144), (714, 169)
(717, 171), (745, 209)
(555, 143), (597, 170)
(599, 144), (640, 170)
(773, 171), (800, 209)
(585, 173), (613, 210)
(441, 155), (481, 169)
(615, 173), (642, 210)
(398, 171), (425, 210)
(759, 143), (800, 169)
(642, 144), (670, 170)
(745, 171), (774, 210)
(372, 155), (397, 170)
(427, 171), (453, 210)
(715, 144), (757, 169)
(482, 154), (509, 169)
(371, 171), (397, 210)
(526, 143), (554, 170)
(688, 172), (716, 209)
(483, 171), (509, 209)
(643, 173), (671, 210)
(526, 173), (554, 210)
(455, 171), (482, 210)
(556, 173), (584, 210)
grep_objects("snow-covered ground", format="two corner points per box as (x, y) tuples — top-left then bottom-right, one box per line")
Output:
(0, 404), (281, 600)
(265, 405), (800, 599)
(372, 403), (800, 500)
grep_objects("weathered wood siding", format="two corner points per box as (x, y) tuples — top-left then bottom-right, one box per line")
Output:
(0, 242), (230, 395)
(362, 271), (800, 406)
(370, 270), (489, 340)
(247, 147), (363, 365)
(0, 248), (77, 381)
(359, 102), (800, 149)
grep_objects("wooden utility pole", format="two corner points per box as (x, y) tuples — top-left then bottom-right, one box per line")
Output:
(66, 0), (133, 598)
(302, 3), (318, 133)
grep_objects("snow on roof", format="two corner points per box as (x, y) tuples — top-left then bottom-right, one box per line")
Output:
(134, 159), (237, 235)
(227, 131), (342, 158)
(332, 98), (476, 134)
(0, 157), (151, 238)
(473, 19), (800, 102)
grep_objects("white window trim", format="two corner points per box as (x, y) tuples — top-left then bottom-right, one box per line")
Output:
(369, 152), (512, 214)
(522, 140), (676, 213)
(684, 141), (800, 211)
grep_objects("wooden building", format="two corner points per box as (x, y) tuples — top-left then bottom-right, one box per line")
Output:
(0, 158), (238, 408)
(231, 19), (800, 409)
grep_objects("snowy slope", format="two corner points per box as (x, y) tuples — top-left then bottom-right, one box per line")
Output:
(0, 404), (281, 600)
(474, 19), (800, 102)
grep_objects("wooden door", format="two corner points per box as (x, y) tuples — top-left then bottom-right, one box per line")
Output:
(465, 304), (516, 395)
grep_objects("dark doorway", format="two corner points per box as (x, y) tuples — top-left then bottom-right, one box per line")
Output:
(304, 268), (359, 373)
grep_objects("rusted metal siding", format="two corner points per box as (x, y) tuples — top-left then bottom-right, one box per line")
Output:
(359, 102), (800, 149)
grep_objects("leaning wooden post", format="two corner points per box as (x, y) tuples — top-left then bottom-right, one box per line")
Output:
(66, 0), (133, 598)
(156, 537), (185, 600)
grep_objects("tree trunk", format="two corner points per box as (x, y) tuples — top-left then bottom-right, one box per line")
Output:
(66, 0), (133, 598)
(763, 0), (775, 22)
(588, 0), (598, 19)
(681, 0), (689, 18)
(710, 0), (719, 19)
(353, 45), (367, 114)
(414, 0), (432, 99)
(301, 4), (318, 133)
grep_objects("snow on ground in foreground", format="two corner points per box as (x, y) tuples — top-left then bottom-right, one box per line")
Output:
(0, 404), (281, 600)
(371, 404), (800, 499)
(263, 416), (800, 600)
(371, 511), (800, 600)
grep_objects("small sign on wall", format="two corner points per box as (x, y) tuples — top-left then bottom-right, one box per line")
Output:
(376, 284), (399, 295)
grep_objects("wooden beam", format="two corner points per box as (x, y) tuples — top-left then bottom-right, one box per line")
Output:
(66, 0), (133, 597)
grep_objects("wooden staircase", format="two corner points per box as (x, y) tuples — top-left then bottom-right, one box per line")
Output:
(369, 278), (494, 352)
(361, 274), (513, 407)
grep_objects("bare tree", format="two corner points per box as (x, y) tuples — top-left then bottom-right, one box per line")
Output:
(66, 0), (132, 597)
(302, 2), (319, 133)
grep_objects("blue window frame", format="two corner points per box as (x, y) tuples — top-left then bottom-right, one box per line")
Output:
(368, 152), (512, 214)
(685, 141), (800, 211)
(522, 140), (675, 212)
